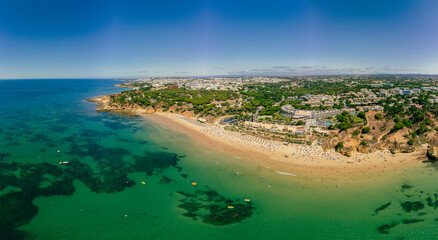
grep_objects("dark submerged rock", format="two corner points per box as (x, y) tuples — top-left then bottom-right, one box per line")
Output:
(159, 175), (176, 184)
(374, 202), (391, 215)
(377, 221), (399, 234)
(401, 184), (413, 192)
(177, 189), (254, 226)
(402, 219), (424, 224)
(400, 201), (425, 213)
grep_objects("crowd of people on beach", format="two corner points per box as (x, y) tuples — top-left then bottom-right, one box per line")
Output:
(160, 113), (393, 167)
(161, 113), (282, 151)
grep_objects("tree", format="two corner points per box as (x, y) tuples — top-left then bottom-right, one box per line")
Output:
(335, 142), (344, 151)
(416, 122), (428, 135)
(374, 113), (382, 120)
(358, 111), (366, 119)
(412, 111), (424, 123)
(339, 122), (353, 131)
(296, 120), (305, 125)
(337, 114), (348, 123)
(390, 122), (404, 133)
(425, 118), (432, 126)
(402, 119), (412, 128)
(362, 127), (370, 134)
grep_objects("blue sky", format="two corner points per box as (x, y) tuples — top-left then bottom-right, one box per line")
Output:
(0, 0), (437, 78)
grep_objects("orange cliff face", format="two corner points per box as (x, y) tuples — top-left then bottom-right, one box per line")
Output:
(323, 111), (427, 157)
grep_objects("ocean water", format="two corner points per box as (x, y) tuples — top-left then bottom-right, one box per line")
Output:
(1, 79), (438, 240)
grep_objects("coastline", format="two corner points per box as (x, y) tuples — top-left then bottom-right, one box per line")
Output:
(140, 111), (427, 177)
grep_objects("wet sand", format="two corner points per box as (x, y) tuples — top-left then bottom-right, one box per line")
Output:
(142, 111), (426, 178)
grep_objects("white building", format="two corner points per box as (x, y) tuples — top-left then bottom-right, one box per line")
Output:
(280, 105), (341, 119)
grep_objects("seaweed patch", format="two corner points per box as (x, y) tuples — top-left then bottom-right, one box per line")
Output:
(373, 202), (391, 215)
(0, 152), (10, 161)
(402, 219), (424, 224)
(159, 175), (176, 184)
(374, 184), (438, 235)
(177, 189), (254, 225)
(377, 221), (399, 234)
(0, 161), (76, 239)
(28, 133), (52, 143)
(400, 201), (425, 213)
(425, 194), (438, 209)
(133, 151), (182, 175)
(401, 184), (413, 192)
(68, 141), (130, 164)
(0, 147), (184, 239)
(68, 160), (134, 193)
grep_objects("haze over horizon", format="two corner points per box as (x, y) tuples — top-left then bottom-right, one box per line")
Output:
(0, 0), (437, 79)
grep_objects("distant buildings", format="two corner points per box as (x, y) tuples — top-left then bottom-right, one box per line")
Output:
(421, 87), (438, 92)
(280, 105), (341, 119)
(357, 105), (384, 111)
(386, 87), (421, 96)
(134, 77), (289, 91)
(400, 88), (420, 95)
(379, 89), (389, 96)
(300, 94), (338, 107)
(370, 83), (394, 88)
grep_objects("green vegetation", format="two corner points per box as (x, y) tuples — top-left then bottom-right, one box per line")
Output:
(362, 127), (370, 134)
(112, 88), (239, 116)
(296, 120), (305, 125)
(352, 129), (360, 136)
(390, 122), (404, 133)
(335, 142), (344, 151)
(335, 111), (367, 132)
(402, 119), (412, 128)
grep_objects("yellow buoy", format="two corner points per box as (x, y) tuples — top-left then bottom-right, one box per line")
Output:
(141, 181), (146, 185)
(227, 206), (234, 209)
(59, 162), (63, 165)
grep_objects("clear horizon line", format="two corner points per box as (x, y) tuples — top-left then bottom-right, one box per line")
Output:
(1, 72), (438, 80)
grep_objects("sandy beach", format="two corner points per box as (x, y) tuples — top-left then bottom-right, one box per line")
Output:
(141, 111), (427, 177)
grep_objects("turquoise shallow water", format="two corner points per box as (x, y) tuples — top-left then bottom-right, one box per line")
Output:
(1, 79), (438, 240)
